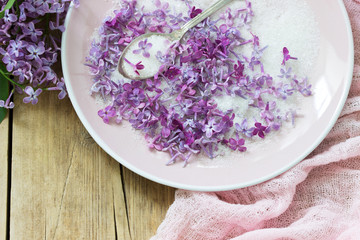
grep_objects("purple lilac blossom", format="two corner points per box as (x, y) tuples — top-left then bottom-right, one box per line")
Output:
(132, 39), (153, 58)
(23, 86), (42, 105)
(227, 137), (246, 152)
(0, 0), (77, 109)
(98, 105), (116, 124)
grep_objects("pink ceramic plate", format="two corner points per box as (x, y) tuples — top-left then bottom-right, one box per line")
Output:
(62, 0), (353, 191)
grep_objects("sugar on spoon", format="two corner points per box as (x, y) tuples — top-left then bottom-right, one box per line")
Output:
(117, 0), (233, 80)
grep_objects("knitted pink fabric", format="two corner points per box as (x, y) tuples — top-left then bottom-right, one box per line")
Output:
(151, 1), (360, 239)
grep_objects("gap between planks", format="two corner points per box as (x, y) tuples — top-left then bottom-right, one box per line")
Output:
(121, 165), (175, 240)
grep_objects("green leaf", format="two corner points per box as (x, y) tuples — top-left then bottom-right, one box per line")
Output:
(0, 63), (9, 124)
(0, 0), (16, 19)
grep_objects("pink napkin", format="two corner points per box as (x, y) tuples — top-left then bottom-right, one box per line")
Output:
(151, 1), (360, 239)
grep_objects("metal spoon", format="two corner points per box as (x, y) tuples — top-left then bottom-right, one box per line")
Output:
(117, 0), (233, 79)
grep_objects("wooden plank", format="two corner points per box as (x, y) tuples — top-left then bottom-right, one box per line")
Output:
(0, 114), (9, 240)
(10, 91), (131, 240)
(122, 166), (175, 240)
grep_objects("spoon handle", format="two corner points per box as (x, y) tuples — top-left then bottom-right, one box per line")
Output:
(181, 0), (234, 34)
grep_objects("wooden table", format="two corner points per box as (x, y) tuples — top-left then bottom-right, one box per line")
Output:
(0, 91), (175, 239)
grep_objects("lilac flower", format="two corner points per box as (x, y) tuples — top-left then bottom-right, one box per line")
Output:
(7, 40), (26, 57)
(124, 58), (145, 75)
(245, 0), (254, 16)
(251, 33), (260, 47)
(133, 39), (152, 58)
(297, 77), (312, 96)
(0, 22), (11, 37)
(56, 82), (67, 99)
(49, 18), (66, 32)
(164, 66), (181, 80)
(227, 137), (246, 152)
(2, 53), (17, 72)
(21, 22), (43, 42)
(180, 50), (203, 63)
(26, 42), (46, 64)
(232, 60), (245, 79)
(3, 9), (17, 23)
(43, 67), (58, 83)
(12, 61), (33, 83)
(169, 13), (184, 26)
(127, 19), (146, 35)
(98, 105), (116, 124)
(86, 58), (105, 76)
(129, 109), (154, 129)
(154, 0), (169, 21)
(184, 131), (195, 146)
(282, 47), (298, 65)
(49, 2), (65, 14)
(34, 0), (50, 15)
(128, 88), (146, 107)
(118, 36), (132, 45)
(275, 83), (294, 100)
(155, 51), (170, 64)
(220, 8), (234, 26)
(202, 118), (222, 138)
(47, 81), (67, 99)
(260, 101), (275, 122)
(91, 80), (113, 96)
(216, 114), (235, 134)
(268, 121), (281, 131)
(23, 86), (42, 105)
(252, 122), (268, 138)
(278, 66), (292, 79)
(183, 119), (196, 128)
(106, 2), (134, 26)
(41, 51), (59, 66)
(183, 67), (198, 84)
(192, 99), (215, 114)
(235, 119), (254, 138)
(148, 18), (167, 33)
(252, 45), (267, 59)
(122, 81), (143, 93)
(190, 6), (202, 18)
(225, 26), (242, 40)
(153, 4), (169, 22)
(247, 56), (261, 71)
(19, 2), (35, 22)
(179, 99), (194, 116)
(145, 78), (162, 91)
(145, 134), (163, 151)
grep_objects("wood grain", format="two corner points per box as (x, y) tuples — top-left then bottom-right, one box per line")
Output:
(10, 92), (131, 239)
(0, 115), (9, 240)
(122, 166), (175, 240)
